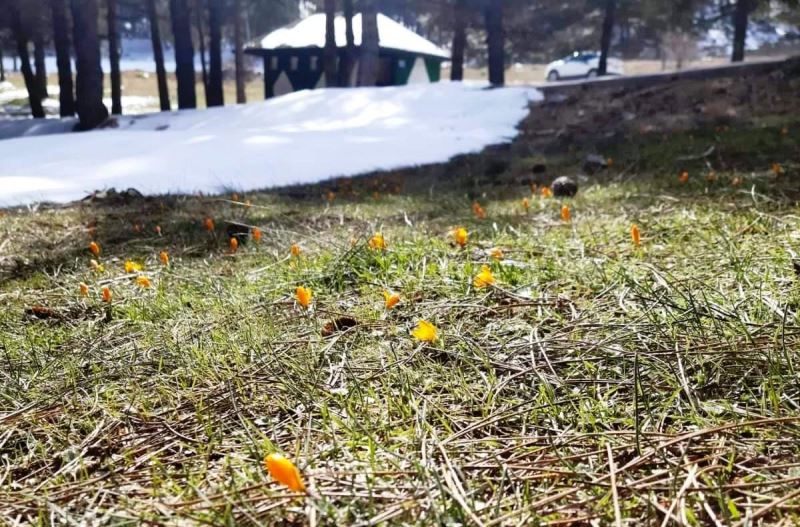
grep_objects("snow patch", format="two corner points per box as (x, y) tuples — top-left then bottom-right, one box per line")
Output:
(0, 83), (540, 206)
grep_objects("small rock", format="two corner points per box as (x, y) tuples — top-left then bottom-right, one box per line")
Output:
(583, 154), (608, 175)
(551, 176), (578, 197)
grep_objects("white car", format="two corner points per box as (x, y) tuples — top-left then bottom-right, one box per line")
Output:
(545, 51), (624, 81)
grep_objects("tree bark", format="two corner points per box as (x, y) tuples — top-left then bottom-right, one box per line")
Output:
(170, 0), (197, 109)
(598, 0), (616, 75)
(337, 0), (356, 86)
(146, 0), (171, 111)
(33, 32), (48, 100)
(206, 0), (224, 106)
(357, 0), (379, 87)
(71, 0), (109, 129)
(731, 0), (751, 62)
(485, 0), (504, 86)
(0, 48), (5, 82)
(50, 0), (76, 116)
(450, 0), (467, 81)
(233, 0), (246, 103)
(10, 1), (45, 118)
(107, 0), (122, 114)
(323, 0), (337, 87)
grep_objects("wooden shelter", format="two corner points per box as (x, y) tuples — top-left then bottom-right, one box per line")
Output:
(245, 13), (450, 99)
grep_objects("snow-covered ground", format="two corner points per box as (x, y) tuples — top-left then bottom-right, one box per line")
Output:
(1, 81), (160, 120)
(0, 83), (540, 206)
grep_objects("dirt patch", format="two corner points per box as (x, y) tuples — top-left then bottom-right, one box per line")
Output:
(518, 58), (800, 156)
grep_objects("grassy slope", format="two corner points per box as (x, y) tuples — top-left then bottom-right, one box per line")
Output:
(1, 105), (800, 524)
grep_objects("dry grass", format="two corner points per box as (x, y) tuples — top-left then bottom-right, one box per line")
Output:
(0, 104), (799, 525)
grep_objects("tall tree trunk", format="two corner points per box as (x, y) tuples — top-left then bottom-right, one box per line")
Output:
(0, 48), (5, 82)
(50, 0), (76, 116)
(485, 0), (504, 86)
(10, 2), (45, 118)
(33, 32), (48, 99)
(357, 0), (379, 87)
(146, 0), (171, 111)
(731, 0), (751, 62)
(107, 0), (122, 114)
(450, 0), (467, 81)
(206, 0), (224, 106)
(323, 0), (337, 87)
(598, 0), (616, 75)
(71, 0), (109, 129)
(233, 0), (246, 103)
(194, 0), (208, 97)
(170, 0), (197, 109)
(337, 0), (356, 86)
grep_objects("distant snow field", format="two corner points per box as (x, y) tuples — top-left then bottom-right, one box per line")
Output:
(0, 83), (541, 206)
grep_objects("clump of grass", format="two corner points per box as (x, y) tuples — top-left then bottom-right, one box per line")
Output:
(1, 120), (799, 525)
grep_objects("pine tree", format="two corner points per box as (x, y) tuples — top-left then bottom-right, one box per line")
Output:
(70, 0), (109, 129)
(323, 0), (337, 87)
(485, 0), (504, 86)
(170, 0), (197, 109)
(358, 0), (379, 86)
(337, 0), (356, 86)
(107, 0), (122, 114)
(10, 0), (45, 118)
(451, 0), (467, 81)
(146, 0), (171, 111)
(49, 0), (75, 116)
(207, 0), (224, 106)
(731, 0), (752, 62)
(598, 0), (616, 75)
(233, 0), (246, 103)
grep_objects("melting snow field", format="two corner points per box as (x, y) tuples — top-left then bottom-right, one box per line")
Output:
(0, 83), (540, 206)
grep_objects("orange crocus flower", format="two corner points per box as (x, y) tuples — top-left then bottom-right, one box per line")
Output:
(136, 276), (152, 288)
(79, 283), (89, 297)
(412, 320), (438, 342)
(252, 228), (262, 243)
(295, 286), (312, 309)
(229, 237), (239, 253)
(89, 241), (101, 256)
(522, 197), (530, 212)
(453, 227), (468, 247)
(473, 265), (496, 289)
(383, 291), (401, 309)
(290, 244), (302, 257)
(678, 171), (689, 184)
(264, 453), (306, 493)
(204, 217), (215, 231)
(631, 224), (641, 247)
(561, 205), (571, 222)
(472, 202), (487, 220)
(369, 233), (386, 250)
(490, 247), (504, 261)
(541, 186), (553, 198)
(101, 286), (112, 303)
(159, 251), (169, 266)
(124, 260), (143, 273)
